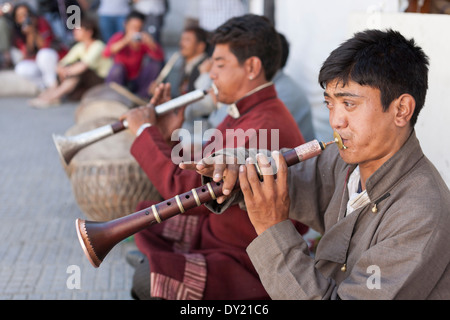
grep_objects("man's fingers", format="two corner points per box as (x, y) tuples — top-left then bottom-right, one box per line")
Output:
(256, 153), (275, 196)
(222, 164), (239, 195)
(179, 162), (197, 171)
(149, 84), (163, 105)
(256, 153), (274, 177)
(272, 151), (289, 194)
(239, 164), (253, 199)
(245, 157), (263, 195)
(193, 157), (227, 181)
(163, 83), (172, 101)
(212, 163), (227, 182)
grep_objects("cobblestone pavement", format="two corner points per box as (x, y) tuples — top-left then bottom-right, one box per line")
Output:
(0, 97), (136, 300)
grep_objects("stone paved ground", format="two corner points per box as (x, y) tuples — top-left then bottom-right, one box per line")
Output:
(0, 97), (136, 300)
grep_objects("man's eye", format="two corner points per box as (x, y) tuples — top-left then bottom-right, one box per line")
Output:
(344, 101), (355, 108)
(323, 100), (332, 109)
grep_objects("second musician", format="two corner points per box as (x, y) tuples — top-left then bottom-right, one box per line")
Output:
(119, 14), (308, 300)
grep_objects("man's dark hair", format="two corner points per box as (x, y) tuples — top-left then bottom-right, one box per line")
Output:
(278, 32), (290, 69)
(126, 10), (146, 23)
(80, 16), (101, 40)
(319, 29), (429, 127)
(211, 14), (281, 81)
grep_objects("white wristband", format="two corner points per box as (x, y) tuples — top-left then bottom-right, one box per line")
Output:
(136, 123), (152, 137)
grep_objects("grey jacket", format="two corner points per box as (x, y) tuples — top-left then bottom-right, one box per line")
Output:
(205, 131), (450, 299)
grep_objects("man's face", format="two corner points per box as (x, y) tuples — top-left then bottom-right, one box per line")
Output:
(179, 31), (200, 59)
(125, 18), (143, 35)
(324, 79), (400, 169)
(210, 43), (247, 104)
(15, 6), (29, 25)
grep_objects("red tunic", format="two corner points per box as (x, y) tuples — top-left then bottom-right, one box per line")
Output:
(131, 84), (308, 300)
(103, 32), (164, 80)
(13, 17), (67, 60)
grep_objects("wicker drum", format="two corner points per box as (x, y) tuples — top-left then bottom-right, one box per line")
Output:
(74, 83), (140, 124)
(66, 118), (162, 221)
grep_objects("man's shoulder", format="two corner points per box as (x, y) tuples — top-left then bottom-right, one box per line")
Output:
(384, 155), (450, 221)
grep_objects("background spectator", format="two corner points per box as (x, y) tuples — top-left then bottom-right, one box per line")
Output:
(103, 10), (164, 99)
(430, 0), (450, 13)
(272, 33), (315, 141)
(150, 25), (209, 98)
(11, 2), (67, 91)
(29, 16), (112, 108)
(37, 0), (89, 47)
(0, 1), (13, 69)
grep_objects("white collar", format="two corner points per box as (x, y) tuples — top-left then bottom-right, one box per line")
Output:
(226, 82), (274, 119)
(346, 166), (371, 216)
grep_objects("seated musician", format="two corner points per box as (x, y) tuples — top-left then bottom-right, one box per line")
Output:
(182, 29), (450, 299)
(119, 14), (309, 300)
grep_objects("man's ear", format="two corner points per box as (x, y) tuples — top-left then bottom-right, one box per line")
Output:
(394, 94), (415, 127)
(197, 41), (207, 55)
(245, 56), (263, 80)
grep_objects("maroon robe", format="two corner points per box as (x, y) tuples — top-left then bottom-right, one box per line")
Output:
(131, 84), (308, 300)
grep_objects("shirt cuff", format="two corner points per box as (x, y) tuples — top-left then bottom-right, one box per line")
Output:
(136, 123), (152, 137)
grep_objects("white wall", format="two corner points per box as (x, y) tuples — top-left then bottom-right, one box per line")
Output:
(348, 12), (450, 187)
(275, 0), (404, 142)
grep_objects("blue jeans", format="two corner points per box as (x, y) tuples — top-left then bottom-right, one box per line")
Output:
(98, 15), (127, 43)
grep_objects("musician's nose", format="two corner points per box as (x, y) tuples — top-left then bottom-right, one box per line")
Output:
(329, 105), (348, 131)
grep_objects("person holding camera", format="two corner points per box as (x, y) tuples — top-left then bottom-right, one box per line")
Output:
(11, 3), (67, 91)
(103, 10), (164, 99)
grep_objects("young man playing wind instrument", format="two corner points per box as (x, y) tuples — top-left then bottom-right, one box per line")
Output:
(182, 29), (450, 299)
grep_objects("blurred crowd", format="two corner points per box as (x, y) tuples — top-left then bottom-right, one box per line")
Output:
(0, 1), (448, 134)
(0, 0), (317, 143)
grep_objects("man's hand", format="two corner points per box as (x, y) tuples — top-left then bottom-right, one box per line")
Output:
(150, 83), (172, 106)
(141, 32), (157, 49)
(120, 104), (156, 136)
(179, 153), (241, 204)
(151, 83), (186, 143)
(120, 83), (186, 143)
(239, 151), (290, 235)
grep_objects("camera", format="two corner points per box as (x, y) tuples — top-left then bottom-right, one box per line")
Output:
(133, 32), (142, 42)
(21, 15), (32, 29)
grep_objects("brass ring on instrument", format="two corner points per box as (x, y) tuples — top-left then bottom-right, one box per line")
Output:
(191, 188), (201, 207)
(206, 182), (217, 200)
(175, 195), (185, 213)
(151, 205), (162, 223)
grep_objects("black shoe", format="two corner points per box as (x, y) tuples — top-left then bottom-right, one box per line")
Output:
(130, 288), (140, 300)
(126, 250), (146, 268)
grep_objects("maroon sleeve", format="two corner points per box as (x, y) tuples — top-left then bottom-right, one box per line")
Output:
(130, 126), (202, 199)
(103, 32), (123, 57)
(143, 42), (164, 61)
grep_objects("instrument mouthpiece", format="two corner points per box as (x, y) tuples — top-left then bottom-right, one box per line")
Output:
(333, 131), (348, 150)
